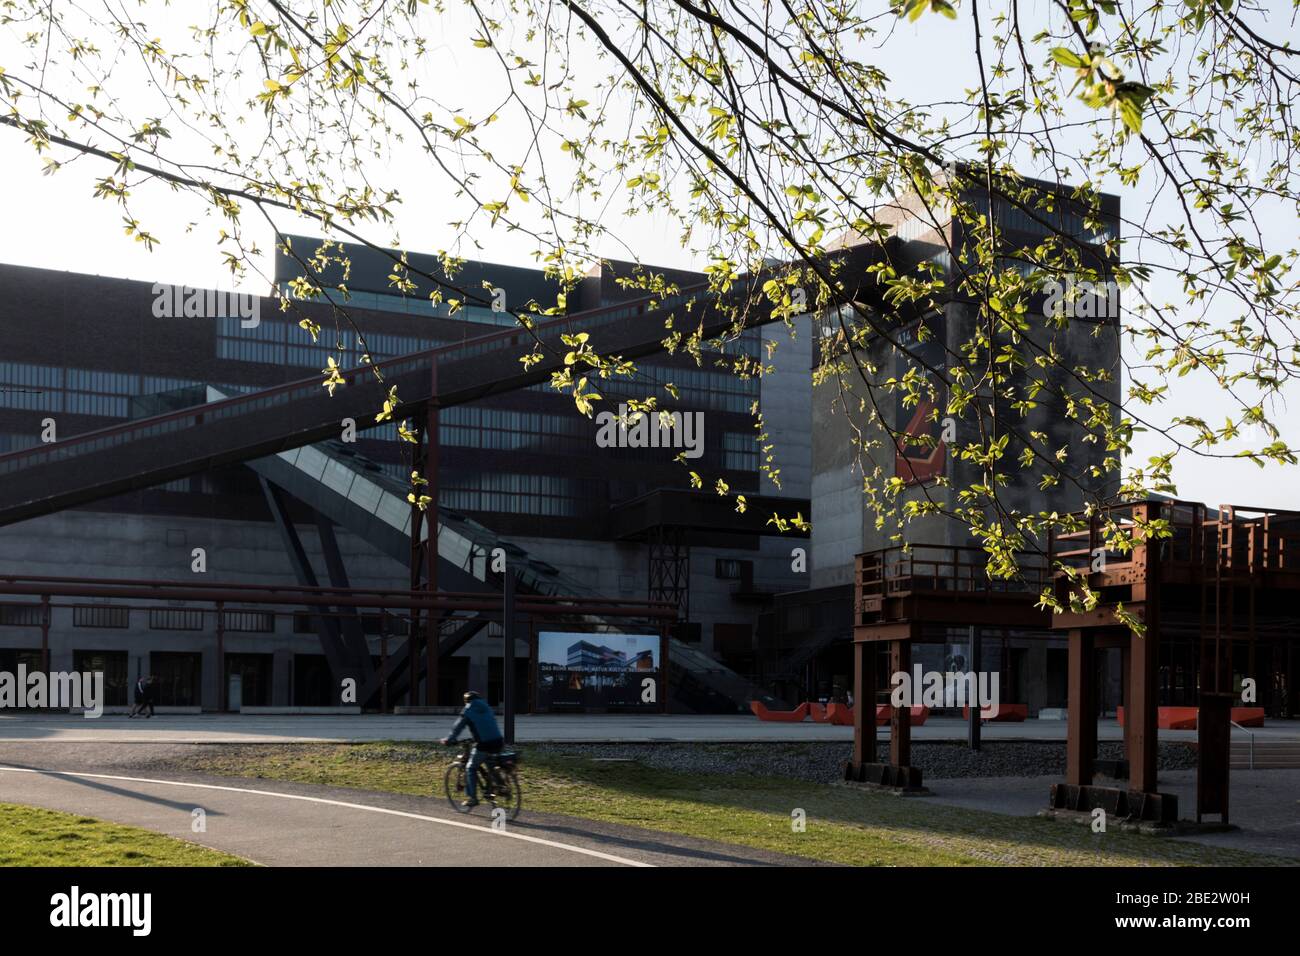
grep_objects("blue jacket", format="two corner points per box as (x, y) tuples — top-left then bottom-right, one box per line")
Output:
(448, 698), (503, 745)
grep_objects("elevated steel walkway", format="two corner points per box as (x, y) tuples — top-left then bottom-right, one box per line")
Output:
(0, 241), (893, 528)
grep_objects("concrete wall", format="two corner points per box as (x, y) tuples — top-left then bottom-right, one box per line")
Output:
(759, 318), (814, 499)
(0, 498), (801, 707)
(811, 291), (1121, 582)
(0, 507), (409, 710)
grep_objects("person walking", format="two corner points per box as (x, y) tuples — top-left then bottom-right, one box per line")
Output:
(141, 675), (157, 718)
(128, 674), (148, 718)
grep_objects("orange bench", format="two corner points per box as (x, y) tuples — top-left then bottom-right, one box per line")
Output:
(875, 705), (929, 726)
(1116, 706), (1198, 730)
(961, 703), (1028, 722)
(1231, 707), (1265, 727)
(825, 702), (855, 726)
(804, 702), (856, 725)
(750, 701), (810, 722)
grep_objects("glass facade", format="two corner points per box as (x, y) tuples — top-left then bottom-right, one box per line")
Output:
(0, 363), (218, 419)
(215, 315), (451, 368)
(989, 196), (1116, 244)
(0, 252), (765, 538)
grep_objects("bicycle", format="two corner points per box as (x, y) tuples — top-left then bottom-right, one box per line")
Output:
(443, 740), (523, 820)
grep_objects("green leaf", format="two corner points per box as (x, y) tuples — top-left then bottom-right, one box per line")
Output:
(1115, 84), (1153, 133)
(1050, 47), (1087, 68)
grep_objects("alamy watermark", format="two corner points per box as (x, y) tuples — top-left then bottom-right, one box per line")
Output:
(50, 886), (151, 936)
(0, 666), (104, 718)
(594, 403), (704, 459)
(1041, 274), (1154, 321)
(152, 282), (260, 328)
(890, 665), (1000, 718)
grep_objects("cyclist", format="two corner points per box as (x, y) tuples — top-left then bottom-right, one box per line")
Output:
(441, 691), (504, 808)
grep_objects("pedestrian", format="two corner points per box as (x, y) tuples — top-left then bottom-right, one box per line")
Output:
(142, 675), (157, 718)
(128, 674), (147, 718)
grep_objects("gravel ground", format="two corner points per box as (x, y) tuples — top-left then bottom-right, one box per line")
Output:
(0, 738), (1199, 786)
(522, 740), (1200, 784)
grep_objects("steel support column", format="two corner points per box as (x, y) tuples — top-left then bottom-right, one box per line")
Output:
(890, 639), (911, 768)
(503, 569), (515, 744)
(407, 358), (441, 706)
(426, 360), (439, 705)
(648, 525), (690, 622)
(1130, 512), (1161, 793)
(39, 593), (50, 677)
(216, 600), (226, 713)
(852, 641), (876, 767)
(380, 622), (389, 714)
(315, 516), (371, 660)
(259, 476), (351, 695)
(968, 625), (981, 751)
(1120, 642), (1132, 761)
(1066, 628), (1096, 786)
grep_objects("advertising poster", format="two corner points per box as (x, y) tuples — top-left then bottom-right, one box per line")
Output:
(536, 631), (660, 712)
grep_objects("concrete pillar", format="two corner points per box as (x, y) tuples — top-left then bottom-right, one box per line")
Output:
(272, 648), (292, 706)
(467, 647), (489, 698)
(201, 644), (220, 712)
(1025, 641), (1047, 715)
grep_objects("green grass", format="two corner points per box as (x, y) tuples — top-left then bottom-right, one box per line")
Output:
(180, 742), (1291, 867)
(0, 803), (252, 867)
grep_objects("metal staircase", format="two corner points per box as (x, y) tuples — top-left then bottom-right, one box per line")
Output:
(243, 422), (780, 712)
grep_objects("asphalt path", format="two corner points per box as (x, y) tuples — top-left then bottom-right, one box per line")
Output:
(0, 745), (819, 867)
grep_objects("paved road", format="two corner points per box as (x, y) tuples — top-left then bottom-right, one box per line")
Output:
(922, 770), (1300, 861)
(1, 712), (1261, 744)
(0, 762), (816, 867)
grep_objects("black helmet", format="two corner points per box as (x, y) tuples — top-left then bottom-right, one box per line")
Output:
(463, 690), (482, 702)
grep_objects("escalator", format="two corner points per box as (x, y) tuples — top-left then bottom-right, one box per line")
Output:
(244, 426), (782, 711)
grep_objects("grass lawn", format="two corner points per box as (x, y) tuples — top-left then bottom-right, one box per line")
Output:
(0, 803), (252, 867)
(181, 742), (1291, 867)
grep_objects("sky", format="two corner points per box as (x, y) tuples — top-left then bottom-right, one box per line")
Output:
(1, 1), (1296, 509)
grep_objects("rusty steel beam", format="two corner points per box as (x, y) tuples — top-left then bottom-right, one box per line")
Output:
(0, 572), (479, 601)
(1065, 629), (1096, 786)
(852, 640), (876, 768)
(889, 639), (912, 769)
(426, 358), (440, 706)
(852, 622), (915, 644)
(1129, 505), (1161, 793)
(0, 577), (676, 618)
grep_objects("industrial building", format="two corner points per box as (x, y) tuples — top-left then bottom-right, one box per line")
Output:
(5, 176), (1286, 723)
(0, 235), (820, 711)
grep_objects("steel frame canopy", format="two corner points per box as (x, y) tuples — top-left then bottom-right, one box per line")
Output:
(847, 545), (1052, 791)
(1046, 498), (1300, 826)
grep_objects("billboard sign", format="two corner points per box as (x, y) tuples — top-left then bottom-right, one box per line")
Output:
(536, 631), (661, 712)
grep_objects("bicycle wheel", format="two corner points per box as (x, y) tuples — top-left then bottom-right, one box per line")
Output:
(483, 765), (522, 821)
(444, 762), (472, 813)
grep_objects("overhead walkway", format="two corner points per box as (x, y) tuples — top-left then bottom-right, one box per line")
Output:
(0, 240), (894, 528)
